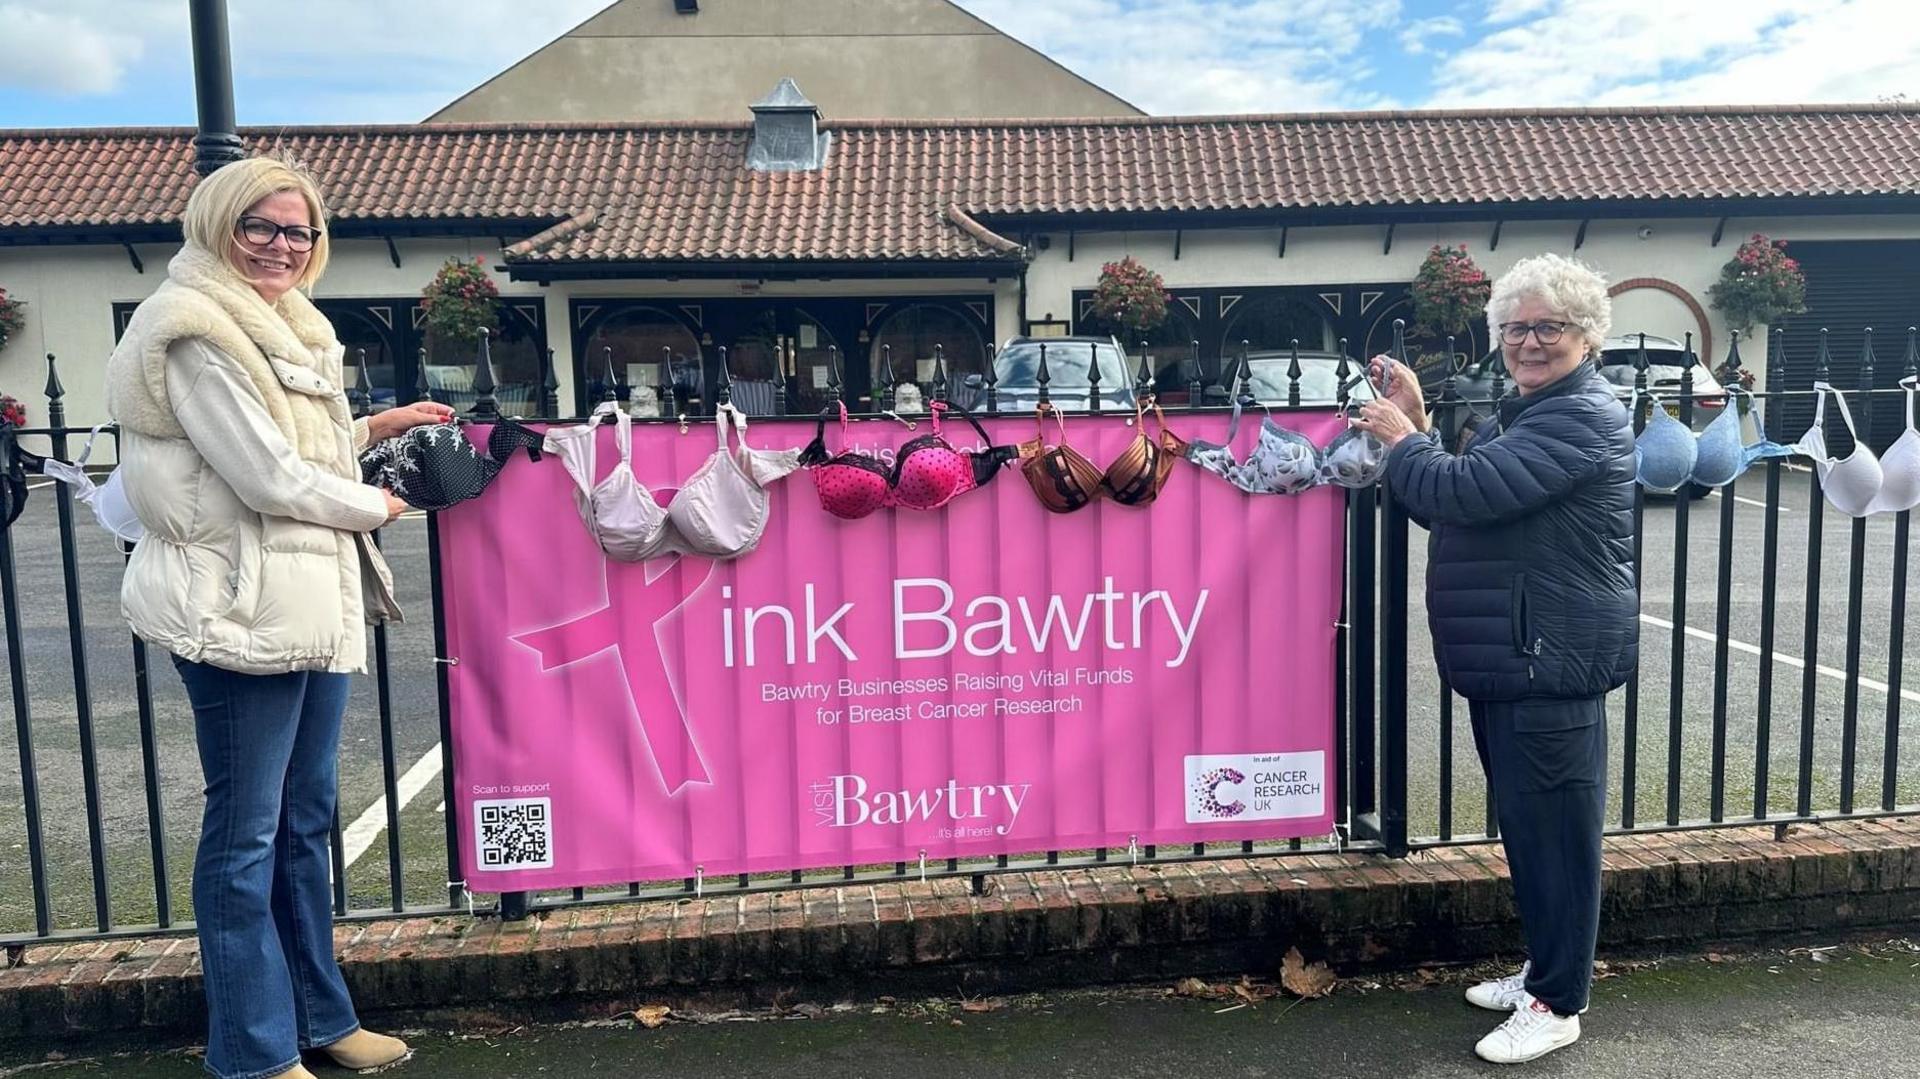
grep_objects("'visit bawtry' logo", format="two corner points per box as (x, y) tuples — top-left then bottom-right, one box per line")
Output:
(1184, 753), (1327, 824)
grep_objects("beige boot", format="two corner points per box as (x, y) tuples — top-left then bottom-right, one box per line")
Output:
(267, 1065), (317, 1079)
(320, 1028), (410, 1069)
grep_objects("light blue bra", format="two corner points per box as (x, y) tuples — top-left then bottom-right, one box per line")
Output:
(1634, 388), (1794, 493)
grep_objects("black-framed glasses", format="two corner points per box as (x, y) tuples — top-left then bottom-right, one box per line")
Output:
(236, 215), (322, 252)
(1498, 320), (1577, 346)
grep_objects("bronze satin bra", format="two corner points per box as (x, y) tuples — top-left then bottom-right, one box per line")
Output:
(1017, 401), (1187, 513)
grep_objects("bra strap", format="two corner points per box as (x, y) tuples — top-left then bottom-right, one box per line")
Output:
(1034, 403), (1068, 447)
(1223, 399), (1245, 444)
(72, 420), (112, 466)
(717, 402), (753, 466)
(1812, 381), (1859, 437)
(1903, 375), (1918, 432)
(611, 398), (635, 465)
(944, 400), (998, 449)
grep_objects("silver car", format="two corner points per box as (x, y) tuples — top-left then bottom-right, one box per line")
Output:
(966, 335), (1138, 414)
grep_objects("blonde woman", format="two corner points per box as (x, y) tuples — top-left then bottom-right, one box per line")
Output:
(105, 156), (453, 1079)
(1352, 253), (1636, 1065)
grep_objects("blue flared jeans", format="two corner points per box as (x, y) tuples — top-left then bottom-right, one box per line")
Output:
(175, 657), (361, 1079)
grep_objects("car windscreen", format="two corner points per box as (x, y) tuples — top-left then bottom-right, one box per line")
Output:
(994, 342), (1131, 389)
(1245, 360), (1342, 403)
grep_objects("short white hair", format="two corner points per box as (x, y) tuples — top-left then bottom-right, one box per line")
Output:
(1487, 253), (1611, 356)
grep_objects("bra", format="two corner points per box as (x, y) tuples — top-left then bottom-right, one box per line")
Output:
(1185, 402), (1322, 495)
(1634, 389), (1796, 492)
(29, 423), (144, 545)
(0, 422), (27, 530)
(1793, 378), (1920, 517)
(545, 402), (802, 561)
(360, 419), (544, 512)
(1016, 401), (1187, 513)
(799, 400), (1016, 519)
(1317, 424), (1388, 489)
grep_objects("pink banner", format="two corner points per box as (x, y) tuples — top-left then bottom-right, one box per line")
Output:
(438, 411), (1346, 891)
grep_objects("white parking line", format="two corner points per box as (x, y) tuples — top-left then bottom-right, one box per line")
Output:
(1640, 613), (1920, 705)
(341, 744), (444, 870)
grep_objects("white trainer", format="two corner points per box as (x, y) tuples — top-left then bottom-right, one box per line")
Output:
(1474, 994), (1581, 1065)
(1464, 961), (1531, 1011)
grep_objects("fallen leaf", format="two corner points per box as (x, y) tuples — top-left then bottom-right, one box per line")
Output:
(632, 1005), (671, 1029)
(1280, 947), (1336, 1000)
(960, 999), (1002, 1013)
(1174, 977), (1214, 998)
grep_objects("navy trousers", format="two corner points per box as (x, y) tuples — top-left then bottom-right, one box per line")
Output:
(1468, 695), (1609, 1016)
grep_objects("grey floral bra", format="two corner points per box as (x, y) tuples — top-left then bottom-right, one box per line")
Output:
(1185, 391), (1389, 495)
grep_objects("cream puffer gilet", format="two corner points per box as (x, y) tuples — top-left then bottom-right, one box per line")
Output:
(105, 245), (400, 675)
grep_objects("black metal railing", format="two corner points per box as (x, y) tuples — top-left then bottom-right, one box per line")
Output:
(3, 320), (1917, 945)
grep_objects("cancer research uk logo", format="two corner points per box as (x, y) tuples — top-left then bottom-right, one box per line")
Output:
(1184, 753), (1325, 824)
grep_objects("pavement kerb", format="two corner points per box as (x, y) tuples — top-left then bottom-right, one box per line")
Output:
(7, 816), (1920, 1041)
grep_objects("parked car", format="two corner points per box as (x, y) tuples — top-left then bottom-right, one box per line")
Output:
(964, 335), (1137, 413)
(1235, 349), (1368, 407)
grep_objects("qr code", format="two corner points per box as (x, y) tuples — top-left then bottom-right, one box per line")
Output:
(474, 798), (553, 870)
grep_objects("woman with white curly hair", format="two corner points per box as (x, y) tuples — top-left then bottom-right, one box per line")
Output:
(1350, 253), (1637, 1065)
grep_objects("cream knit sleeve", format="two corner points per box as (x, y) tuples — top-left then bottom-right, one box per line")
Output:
(164, 338), (390, 533)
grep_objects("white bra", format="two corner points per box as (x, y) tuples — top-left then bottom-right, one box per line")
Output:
(1794, 378), (1920, 517)
(544, 402), (802, 562)
(38, 424), (145, 546)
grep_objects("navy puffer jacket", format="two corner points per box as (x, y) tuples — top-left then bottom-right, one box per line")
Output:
(1385, 361), (1637, 701)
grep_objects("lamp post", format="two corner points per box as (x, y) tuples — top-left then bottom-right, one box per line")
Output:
(189, 0), (244, 176)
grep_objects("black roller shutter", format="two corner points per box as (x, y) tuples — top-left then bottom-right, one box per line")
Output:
(1770, 239), (1920, 455)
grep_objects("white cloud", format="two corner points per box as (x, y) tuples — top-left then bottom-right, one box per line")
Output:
(1431, 0), (1920, 108)
(0, 2), (168, 95)
(1482, 0), (1553, 23)
(1400, 15), (1466, 55)
(956, 0), (1403, 114)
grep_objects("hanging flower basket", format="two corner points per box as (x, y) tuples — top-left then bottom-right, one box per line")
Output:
(1410, 244), (1491, 337)
(0, 287), (26, 356)
(1708, 234), (1807, 333)
(418, 257), (499, 353)
(1090, 256), (1169, 338)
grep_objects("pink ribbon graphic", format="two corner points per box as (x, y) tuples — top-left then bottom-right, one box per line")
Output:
(512, 555), (717, 794)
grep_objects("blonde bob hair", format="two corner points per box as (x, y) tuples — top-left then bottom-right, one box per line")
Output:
(181, 155), (332, 291)
(1486, 253), (1612, 358)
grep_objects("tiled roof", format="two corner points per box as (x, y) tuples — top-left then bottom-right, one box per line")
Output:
(4, 105), (1920, 265)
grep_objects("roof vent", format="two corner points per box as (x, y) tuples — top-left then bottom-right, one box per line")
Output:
(748, 78), (830, 172)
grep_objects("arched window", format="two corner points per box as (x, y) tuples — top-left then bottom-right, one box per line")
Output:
(869, 304), (985, 410)
(1364, 296), (1483, 391)
(584, 306), (702, 406)
(1220, 294), (1338, 357)
(488, 305), (544, 416)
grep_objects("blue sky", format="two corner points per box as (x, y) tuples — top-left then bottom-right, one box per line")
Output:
(2, 0), (1914, 128)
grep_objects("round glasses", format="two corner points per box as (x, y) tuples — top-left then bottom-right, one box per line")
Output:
(1499, 320), (1578, 346)
(236, 215), (323, 253)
